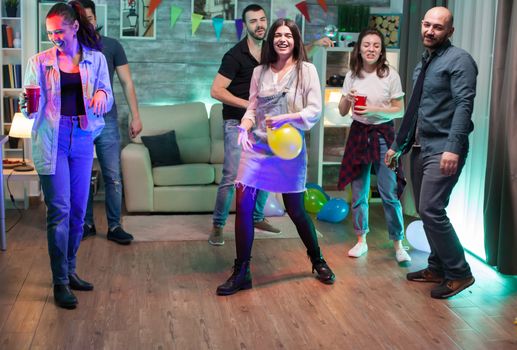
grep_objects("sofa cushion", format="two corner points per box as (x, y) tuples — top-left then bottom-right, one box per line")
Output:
(141, 130), (182, 167)
(153, 163), (215, 186)
(135, 103), (211, 164)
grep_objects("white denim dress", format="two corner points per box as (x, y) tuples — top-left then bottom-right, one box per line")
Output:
(236, 62), (322, 193)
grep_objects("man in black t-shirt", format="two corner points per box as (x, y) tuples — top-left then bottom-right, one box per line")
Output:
(79, 0), (142, 245)
(209, 5), (278, 245)
(209, 4), (333, 245)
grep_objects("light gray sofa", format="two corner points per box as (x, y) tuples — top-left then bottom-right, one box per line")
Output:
(121, 102), (234, 213)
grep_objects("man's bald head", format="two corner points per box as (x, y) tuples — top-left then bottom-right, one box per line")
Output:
(425, 7), (454, 28)
(421, 7), (455, 51)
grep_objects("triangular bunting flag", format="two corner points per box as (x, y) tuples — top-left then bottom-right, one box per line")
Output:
(235, 19), (244, 40)
(170, 5), (182, 28)
(318, 0), (328, 13)
(192, 13), (203, 36)
(147, 0), (162, 18)
(295, 1), (311, 23)
(212, 17), (224, 41)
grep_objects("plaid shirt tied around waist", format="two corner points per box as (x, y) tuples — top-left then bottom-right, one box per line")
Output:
(338, 120), (406, 198)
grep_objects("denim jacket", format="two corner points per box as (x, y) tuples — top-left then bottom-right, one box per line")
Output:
(23, 46), (113, 175)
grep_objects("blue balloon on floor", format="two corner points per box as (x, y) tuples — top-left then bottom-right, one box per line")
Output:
(306, 182), (330, 200)
(317, 198), (350, 223)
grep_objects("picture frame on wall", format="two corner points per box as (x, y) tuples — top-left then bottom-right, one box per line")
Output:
(192, 0), (237, 21)
(270, 0), (304, 37)
(369, 14), (402, 49)
(120, 0), (156, 39)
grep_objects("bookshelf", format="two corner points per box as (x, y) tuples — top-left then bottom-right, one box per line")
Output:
(1, 1), (39, 204)
(1, 4), (24, 157)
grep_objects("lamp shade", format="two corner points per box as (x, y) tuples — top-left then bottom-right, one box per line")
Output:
(9, 113), (34, 139)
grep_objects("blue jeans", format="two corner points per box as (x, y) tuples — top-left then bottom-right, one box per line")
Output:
(212, 119), (267, 227)
(351, 136), (404, 240)
(85, 117), (122, 230)
(418, 153), (472, 280)
(39, 117), (94, 285)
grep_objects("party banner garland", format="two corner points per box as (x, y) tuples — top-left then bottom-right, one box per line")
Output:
(162, 1), (331, 39)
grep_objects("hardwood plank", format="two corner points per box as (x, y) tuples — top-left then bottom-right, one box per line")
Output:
(1, 301), (45, 333)
(0, 332), (33, 350)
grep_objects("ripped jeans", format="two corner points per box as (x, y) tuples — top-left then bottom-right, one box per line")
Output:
(85, 117), (122, 230)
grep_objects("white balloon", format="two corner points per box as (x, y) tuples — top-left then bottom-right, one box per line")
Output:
(325, 102), (352, 126)
(406, 220), (431, 253)
(263, 193), (285, 217)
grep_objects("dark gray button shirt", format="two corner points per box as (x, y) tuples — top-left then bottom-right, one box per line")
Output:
(396, 40), (478, 157)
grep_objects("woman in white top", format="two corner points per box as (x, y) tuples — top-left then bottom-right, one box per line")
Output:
(337, 28), (411, 263)
(216, 18), (335, 296)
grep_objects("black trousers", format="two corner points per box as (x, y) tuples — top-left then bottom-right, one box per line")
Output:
(235, 185), (321, 262)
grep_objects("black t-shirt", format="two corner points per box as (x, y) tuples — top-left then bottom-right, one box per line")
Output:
(101, 36), (128, 119)
(218, 38), (259, 120)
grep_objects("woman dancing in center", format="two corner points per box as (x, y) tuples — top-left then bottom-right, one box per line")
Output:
(216, 18), (335, 296)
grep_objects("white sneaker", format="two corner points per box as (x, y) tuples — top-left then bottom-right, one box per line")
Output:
(395, 248), (412, 262)
(348, 242), (368, 258)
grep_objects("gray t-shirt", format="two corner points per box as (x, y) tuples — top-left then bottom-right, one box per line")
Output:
(101, 35), (128, 119)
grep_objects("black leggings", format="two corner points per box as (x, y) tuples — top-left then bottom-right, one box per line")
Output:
(235, 185), (321, 262)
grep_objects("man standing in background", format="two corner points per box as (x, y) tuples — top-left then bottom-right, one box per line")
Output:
(78, 0), (142, 245)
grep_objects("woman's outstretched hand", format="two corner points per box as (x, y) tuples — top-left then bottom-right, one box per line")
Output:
(236, 125), (253, 152)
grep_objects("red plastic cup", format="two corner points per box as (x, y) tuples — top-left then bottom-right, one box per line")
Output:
(25, 85), (41, 114)
(353, 94), (367, 113)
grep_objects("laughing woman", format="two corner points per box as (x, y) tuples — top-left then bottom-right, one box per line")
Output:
(22, 1), (112, 309)
(216, 18), (335, 296)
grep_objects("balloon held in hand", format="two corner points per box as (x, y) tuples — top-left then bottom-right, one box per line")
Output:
(267, 124), (302, 160)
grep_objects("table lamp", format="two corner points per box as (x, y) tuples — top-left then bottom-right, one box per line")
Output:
(8, 112), (34, 172)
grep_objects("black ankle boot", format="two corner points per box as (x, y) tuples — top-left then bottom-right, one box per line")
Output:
(54, 284), (78, 309)
(216, 259), (252, 296)
(310, 256), (336, 285)
(69, 273), (94, 291)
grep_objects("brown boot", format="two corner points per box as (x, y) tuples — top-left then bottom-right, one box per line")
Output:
(406, 268), (444, 283)
(430, 277), (475, 299)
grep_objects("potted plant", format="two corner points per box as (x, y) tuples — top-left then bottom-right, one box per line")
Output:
(5, 0), (19, 18)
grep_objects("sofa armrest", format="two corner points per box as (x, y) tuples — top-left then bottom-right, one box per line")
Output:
(121, 143), (154, 212)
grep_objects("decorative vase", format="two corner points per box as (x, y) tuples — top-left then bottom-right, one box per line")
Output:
(13, 32), (21, 48)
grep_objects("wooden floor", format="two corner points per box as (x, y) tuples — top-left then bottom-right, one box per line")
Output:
(1, 202), (516, 350)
